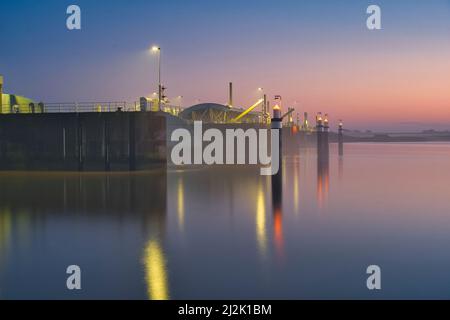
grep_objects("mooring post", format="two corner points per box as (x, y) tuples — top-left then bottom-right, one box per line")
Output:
(338, 120), (344, 156)
(323, 113), (329, 151)
(271, 104), (283, 158)
(316, 112), (323, 150)
(271, 104), (283, 236)
(271, 104), (283, 200)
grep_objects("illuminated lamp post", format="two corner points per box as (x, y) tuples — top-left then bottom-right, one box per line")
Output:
(151, 46), (162, 111)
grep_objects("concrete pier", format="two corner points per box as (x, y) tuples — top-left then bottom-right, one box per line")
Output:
(0, 112), (166, 171)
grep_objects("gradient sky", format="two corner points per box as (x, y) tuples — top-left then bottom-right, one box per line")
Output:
(1, 0), (450, 131)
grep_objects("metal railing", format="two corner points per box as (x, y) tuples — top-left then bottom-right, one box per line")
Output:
(43, 102), (130, 113)
(0, 102), (184, 115)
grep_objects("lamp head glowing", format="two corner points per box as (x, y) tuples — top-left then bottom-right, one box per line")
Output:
(257, 87), (263, 92)
(273, 104), (281, 111)
(316, 112), (322, 121)
(151, 46), (160, 52)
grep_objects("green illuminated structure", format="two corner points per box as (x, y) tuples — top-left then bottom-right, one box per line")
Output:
(0, 75), (36, 114)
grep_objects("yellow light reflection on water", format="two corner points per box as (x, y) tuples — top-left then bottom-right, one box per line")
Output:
(256, 185), (267, 257)
(143, 240), (169, 300)
(177, 177), (185, 231)
(0, 209), (12, 254)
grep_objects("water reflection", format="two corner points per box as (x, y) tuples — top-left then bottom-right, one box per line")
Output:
(338, 155), (344, 182)
(338, 123), (344, 181)
(293, 159), (300, 213)
(338, 139), (344, 157)
(0, 171), (168, 299)
(272, 159), (284, 258)
(177, 176), (185, 232)
(4, 143), (450, 299)
(143, 239), (169, 300)
(0, 209), (12, 265)
(256, 184), (267, 259)
(317, 132), (330, 208)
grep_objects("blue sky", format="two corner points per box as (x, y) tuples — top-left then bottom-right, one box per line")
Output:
(1, 0), (450, 130)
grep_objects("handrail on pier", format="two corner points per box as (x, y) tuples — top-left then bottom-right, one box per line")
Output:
(0, 101), (183, 115)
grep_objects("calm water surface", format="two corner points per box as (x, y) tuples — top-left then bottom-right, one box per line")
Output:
(1, 142), (450, 299)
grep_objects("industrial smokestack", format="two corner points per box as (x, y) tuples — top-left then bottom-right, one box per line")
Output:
(228, 82), (233, 108)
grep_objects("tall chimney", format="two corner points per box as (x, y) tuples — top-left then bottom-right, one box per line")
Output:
(228, 82), (233, 108)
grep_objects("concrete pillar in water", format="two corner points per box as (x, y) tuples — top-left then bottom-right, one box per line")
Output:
(323, 113), (329, 148)
(271, 104), (282, 156)
(316, 113), (329, 206)
(323, 114), (329, 133)
(338, 120), (344, 180)
(271, 104), (283, 253)
(271, 104), (283, 206)
(316, 112), (329, 155)
(316, 112), (323, 150)
(315, 112), (323, 133)
(338, 120), (344, 156)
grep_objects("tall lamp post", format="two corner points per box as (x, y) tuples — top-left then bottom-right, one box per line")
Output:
(258, 87), (267, 123)
(151, 46), (162, 111)
(258, 87), (264, 108)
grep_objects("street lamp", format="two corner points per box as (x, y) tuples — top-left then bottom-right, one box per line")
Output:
(257, 87), (267, 122)
(151, 46), (162, 111)
(173, 96), (183, 108)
